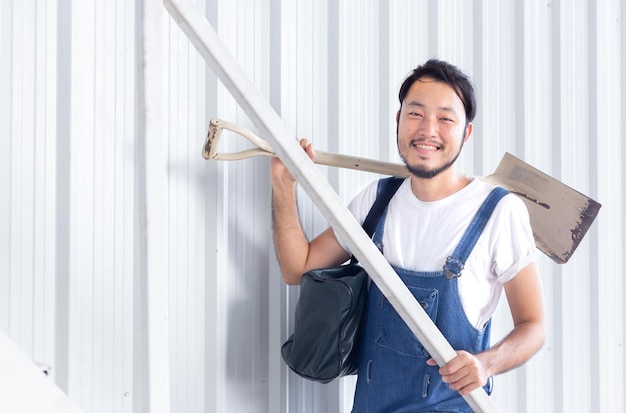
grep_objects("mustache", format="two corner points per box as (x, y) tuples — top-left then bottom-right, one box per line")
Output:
(408, 138), (443, 149)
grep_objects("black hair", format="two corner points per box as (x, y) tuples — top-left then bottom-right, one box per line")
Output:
(398, 58), (477, 124)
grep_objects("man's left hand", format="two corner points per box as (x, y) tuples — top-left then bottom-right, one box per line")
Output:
(426, 351), (488, 395)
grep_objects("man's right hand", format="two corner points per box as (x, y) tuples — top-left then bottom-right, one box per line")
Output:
(270, 138), (316, 186)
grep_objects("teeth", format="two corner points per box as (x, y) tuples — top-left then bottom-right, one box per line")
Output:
(414, 143), (438, 150)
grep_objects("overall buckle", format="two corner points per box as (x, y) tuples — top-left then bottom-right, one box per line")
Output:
(443, 256), (464, 279)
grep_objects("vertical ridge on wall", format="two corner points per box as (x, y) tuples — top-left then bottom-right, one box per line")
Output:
(521, 2), (556, 412)
(622, 0), (626, 405)
(34, 0), (55, 367)
(55, 0), (72, 394)
(513, 0), (525, 159)
(587, 2), (600, 412)
(0, 0), (12, 339)
(593, 1), (624, 412)
(550, 2), (565, 411)
(326, 0), (339, 191)
(471, 0), (484, 175)
(377, 0), (390, 196)
(510, 4), (528, 408)
(428, 0), (438, 57)
(560, 3), (593, 413)
(266, 1), (290, 412)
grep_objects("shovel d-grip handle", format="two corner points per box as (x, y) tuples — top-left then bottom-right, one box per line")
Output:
(203, 118), (411, 177)
(203, 118), (274, 161)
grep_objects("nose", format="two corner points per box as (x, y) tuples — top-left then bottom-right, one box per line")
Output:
(417, 115), (437, 137)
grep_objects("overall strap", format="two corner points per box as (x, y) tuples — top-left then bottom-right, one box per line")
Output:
(362, 177), (404, 237)
(443, 186), (509, 279)
(351, 177), (404, 264)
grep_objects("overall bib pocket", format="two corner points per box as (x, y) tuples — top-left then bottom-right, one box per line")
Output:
(375, 286), (439, 357)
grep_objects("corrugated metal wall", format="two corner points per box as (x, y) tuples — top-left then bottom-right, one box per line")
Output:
(0, 0), (623, 412)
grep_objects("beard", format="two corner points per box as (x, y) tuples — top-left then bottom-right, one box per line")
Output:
(398, 137), (465, 179)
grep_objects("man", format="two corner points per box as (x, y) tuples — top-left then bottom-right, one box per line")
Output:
(271, 59), (545, 412)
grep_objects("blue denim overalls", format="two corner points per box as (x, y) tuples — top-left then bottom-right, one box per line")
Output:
(352, 183), (508, 413)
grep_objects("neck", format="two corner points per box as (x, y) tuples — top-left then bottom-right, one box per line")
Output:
(409, 169), (472, 202)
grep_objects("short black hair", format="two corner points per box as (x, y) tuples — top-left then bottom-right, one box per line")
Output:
(398, 59), (477, 124)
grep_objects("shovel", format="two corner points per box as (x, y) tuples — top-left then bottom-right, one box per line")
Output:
(204, 117), (601, 264)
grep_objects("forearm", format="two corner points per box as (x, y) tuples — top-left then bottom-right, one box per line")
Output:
(479, 262), (546, 377)
(272, 178), (312, 285)
(477, 319), (545, 377)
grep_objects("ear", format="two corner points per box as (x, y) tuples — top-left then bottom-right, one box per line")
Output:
(463, 122), (473, 143)
(395, 111), (401, 138)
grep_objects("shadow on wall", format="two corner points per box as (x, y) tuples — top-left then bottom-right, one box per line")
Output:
(169, 153), (273, 402)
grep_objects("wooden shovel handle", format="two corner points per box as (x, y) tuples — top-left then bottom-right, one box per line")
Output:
(204, 118), (410, 177)
(314, 151), (410, 177)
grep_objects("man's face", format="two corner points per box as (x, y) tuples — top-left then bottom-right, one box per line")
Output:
(396, 76), (471, 179)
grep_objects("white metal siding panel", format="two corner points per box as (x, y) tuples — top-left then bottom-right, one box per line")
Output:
(337, 1), (383, 202)
(2, 0), (59, 375)
(0, 0), (11, 341)
(593, 2), (624, 412)
(165, 8), (208, 412)
(201, 1), (274, 412)
(556, 3), (592, 413)
(0, 0), (624, 412)
(64, 0), (135, 411)
(8, 0), (36, 355)
(279, 3), (342, 412)
(519, 7), (557, 410)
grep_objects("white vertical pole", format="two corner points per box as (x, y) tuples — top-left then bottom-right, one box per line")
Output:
(163, 0), (498, 412)
(139, 0), (171, 411)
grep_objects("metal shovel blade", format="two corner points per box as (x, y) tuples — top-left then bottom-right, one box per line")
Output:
(481, 153), (602, 264)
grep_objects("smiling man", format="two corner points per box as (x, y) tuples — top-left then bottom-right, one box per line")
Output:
(271, 59), (545, 412)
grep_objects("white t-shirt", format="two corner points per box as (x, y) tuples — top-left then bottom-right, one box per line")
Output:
(335, 177), (538, 329)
